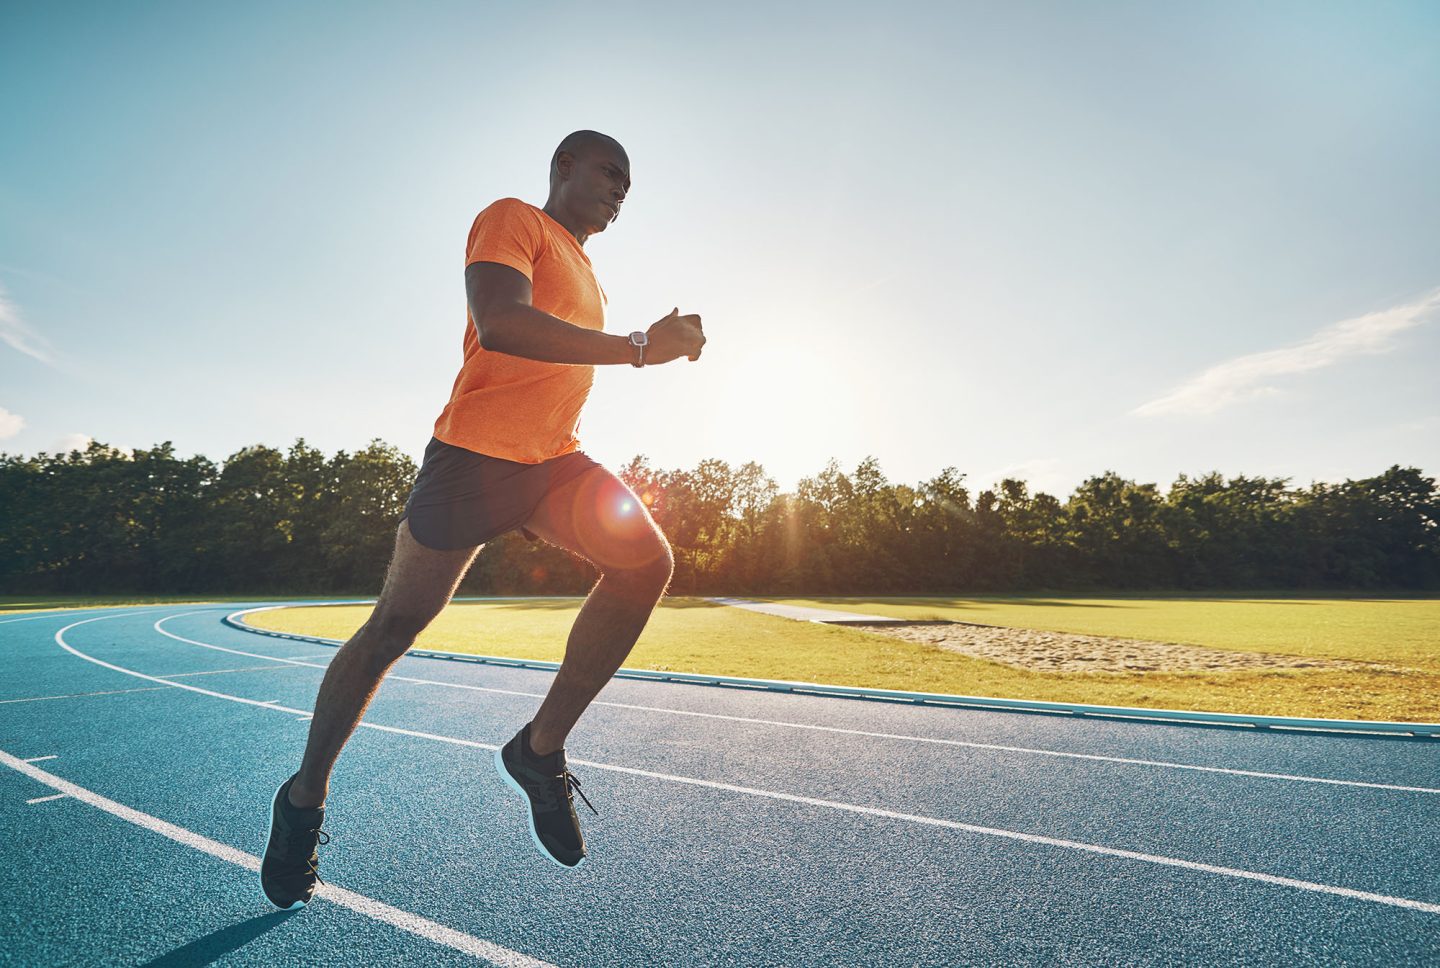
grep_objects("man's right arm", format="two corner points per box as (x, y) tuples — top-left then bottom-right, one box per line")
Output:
(468, 261), (635, 366)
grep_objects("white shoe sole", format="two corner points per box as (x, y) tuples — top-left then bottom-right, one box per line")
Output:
(493, 746), (587, 870)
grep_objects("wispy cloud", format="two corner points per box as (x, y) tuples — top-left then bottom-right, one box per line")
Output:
(977, 457), (1070, 495)
(0, 282), (56, 365)
(1134, 289), (1440, 417)
(0, 407), (24, 440)
(52, 433), (94, 455)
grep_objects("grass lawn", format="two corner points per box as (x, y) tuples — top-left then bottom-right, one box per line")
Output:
(242, 593), (1440, 724)
(774, 595), (1440, 669)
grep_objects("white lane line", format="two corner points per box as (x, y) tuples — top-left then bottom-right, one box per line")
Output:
(22, 754), (58, 762)
(0, 748), (555, 968)
(581, 700), (1440, 796)
(585, 757), (1440, 916)
(153, 615), (541, 696)
(155, 617), (341, 669)
(155, 612), (1440, 796)
(58, 622), (315, 716)
(0, 612), (81, 624)
(0, 687), (171, 705)
(56, 613), (1440, 916)
(26, 793), (69, 804)
(157, 664), (315, 680)
(0, 606), (205, 625)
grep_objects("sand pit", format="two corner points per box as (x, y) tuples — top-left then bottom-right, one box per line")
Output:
(842, 622), (1378, 674)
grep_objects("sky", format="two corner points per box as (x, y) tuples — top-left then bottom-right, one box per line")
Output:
(2, 0), (1438, 498)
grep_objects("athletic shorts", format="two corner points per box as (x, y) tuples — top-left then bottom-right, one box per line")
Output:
(399, 435), (602, 551)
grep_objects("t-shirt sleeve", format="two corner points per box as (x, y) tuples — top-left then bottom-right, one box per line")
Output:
(464, 198), (545, 280)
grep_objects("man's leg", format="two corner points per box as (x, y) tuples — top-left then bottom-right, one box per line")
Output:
(287, 517), (481, 807)
(518, 465), (675, 756)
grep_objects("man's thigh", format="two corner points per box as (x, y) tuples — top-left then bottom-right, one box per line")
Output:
(370, 517), (482, 637)
(521, 464), (672, 574)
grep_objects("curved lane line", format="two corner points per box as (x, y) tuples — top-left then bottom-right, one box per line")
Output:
(1, 687), (170, 705)
(0, 606), (193, 625)
(0, 749), (553, 968)
(53, 610), (1440, 916)
(153, 613), (549, 700)
(153, 611), (1440, 797)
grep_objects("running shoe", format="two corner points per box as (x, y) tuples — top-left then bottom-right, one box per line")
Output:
(494, 723), (598, 868)
(259, 773), (330, 909)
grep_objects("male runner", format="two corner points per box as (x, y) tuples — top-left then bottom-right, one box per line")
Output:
(260, 130), (706, 908)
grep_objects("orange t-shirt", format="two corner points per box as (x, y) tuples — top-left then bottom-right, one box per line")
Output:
(432, 197), (608, 462)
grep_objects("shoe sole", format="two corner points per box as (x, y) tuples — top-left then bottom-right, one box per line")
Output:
(260, 775), (311, 910)
(493, 746), (587, 870)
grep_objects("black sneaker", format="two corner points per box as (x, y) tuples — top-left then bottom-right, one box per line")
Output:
(259, 773), (330, 909)
(494, 723), (598, 868)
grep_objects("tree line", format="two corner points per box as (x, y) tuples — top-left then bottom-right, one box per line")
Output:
(2, 438), (1436, 595)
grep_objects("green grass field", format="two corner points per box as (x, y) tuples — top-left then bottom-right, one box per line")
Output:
(777, 595), (1440, 670)
(242, 594), (1440, 724)
(8, 594), (1436, 723)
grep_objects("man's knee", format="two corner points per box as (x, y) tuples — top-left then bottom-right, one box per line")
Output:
(362, 610), (430, 654)
(605, 537), (674, 593)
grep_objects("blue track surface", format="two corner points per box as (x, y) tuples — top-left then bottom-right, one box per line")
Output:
(2, 602), (1437, 966)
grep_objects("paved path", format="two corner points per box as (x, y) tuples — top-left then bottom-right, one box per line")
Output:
(706, 597), (903, 623)
(2, 603), (1437, 966)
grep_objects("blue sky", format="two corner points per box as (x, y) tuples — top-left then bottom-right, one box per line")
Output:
(2, 0), (1437, 496)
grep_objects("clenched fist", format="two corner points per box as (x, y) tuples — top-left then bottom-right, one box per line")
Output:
(645, 307), (706, 364)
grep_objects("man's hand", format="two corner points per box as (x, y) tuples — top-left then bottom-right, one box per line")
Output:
(645, 307), (706, 364)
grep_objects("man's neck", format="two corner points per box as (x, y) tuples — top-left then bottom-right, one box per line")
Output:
(542, 201), (589, 247)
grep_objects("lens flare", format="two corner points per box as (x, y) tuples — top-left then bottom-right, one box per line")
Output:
(562, 470), (667, 571)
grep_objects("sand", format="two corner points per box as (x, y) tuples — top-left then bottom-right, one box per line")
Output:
(842, 621), (1379, 674)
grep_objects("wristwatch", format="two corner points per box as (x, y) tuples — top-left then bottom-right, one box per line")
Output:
(628, 330), (648, 367)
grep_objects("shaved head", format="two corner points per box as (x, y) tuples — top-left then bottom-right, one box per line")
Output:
(550, 130), (628, 190)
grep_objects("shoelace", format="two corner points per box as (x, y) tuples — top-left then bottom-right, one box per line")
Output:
(562, 770), (598, 816)
(284, 826), (331, 885)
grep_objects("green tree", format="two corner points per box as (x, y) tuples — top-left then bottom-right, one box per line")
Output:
(1066, 472), (1173, 587)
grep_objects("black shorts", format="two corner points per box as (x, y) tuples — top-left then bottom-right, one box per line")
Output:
(399, 436), (602, 551)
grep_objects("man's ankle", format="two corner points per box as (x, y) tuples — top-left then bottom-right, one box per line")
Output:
(288, 779), (326, 810)
(524, 724), (563, 759)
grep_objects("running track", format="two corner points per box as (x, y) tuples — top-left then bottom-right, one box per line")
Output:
(2, 602), (1437, 966)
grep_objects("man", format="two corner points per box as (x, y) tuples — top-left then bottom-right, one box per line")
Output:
(260, 130), (706, 909)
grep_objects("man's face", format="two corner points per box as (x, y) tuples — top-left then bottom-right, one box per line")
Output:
(565, 146), (631, 234)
